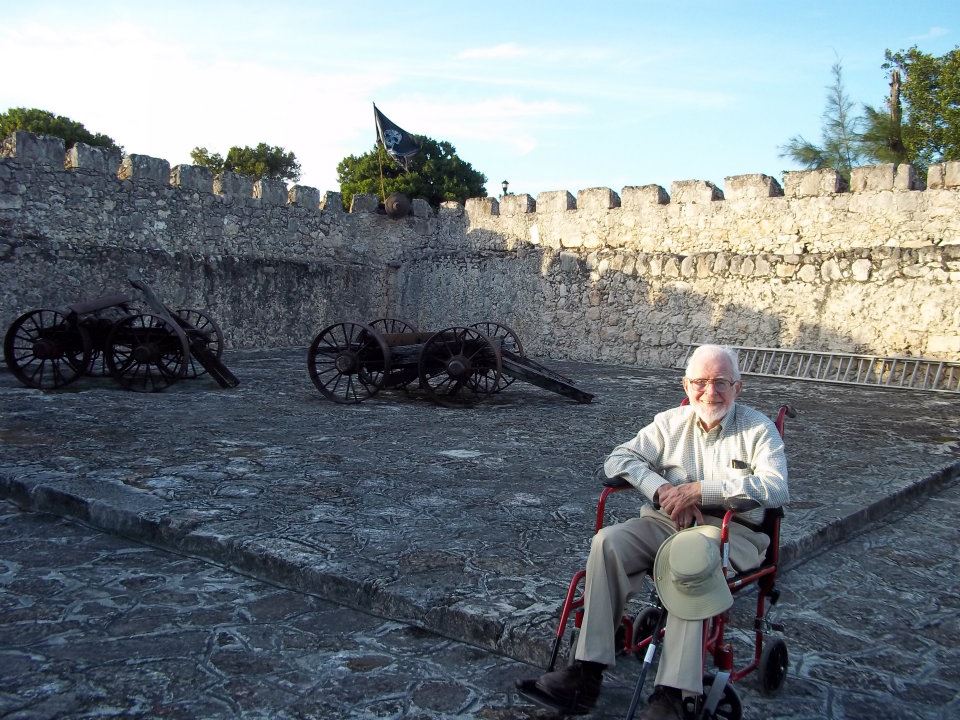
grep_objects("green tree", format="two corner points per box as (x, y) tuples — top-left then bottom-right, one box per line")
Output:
(190, 143), (301, 181)
(337, 135), (487, 208)
(876, 45), (960, 171)
(859, 69), (908, 166)
(0, 107), (120, 151)
(779, 62), (865, 181)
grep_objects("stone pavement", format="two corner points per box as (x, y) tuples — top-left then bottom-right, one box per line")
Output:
(3, 478), (958, 719)
(0, 351), (958, 709)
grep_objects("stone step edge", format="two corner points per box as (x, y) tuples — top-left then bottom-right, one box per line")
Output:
(2, 460), (957, 670)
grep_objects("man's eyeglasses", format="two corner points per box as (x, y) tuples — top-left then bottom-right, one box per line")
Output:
(686, 377), (737, 392)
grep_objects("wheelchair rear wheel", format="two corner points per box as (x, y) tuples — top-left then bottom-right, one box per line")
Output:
(758, 637), (789, 693)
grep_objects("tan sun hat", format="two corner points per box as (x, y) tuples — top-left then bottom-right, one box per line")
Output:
(653, 525), (733, 621)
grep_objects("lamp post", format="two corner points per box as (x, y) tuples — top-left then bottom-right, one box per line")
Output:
(501, 179), (509, 197)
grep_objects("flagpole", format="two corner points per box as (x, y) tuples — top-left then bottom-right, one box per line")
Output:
(376, 142), (387, 202)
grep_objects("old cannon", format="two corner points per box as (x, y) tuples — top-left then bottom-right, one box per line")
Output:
(3, 277), (238, 393)
(306, 319), (594, 406)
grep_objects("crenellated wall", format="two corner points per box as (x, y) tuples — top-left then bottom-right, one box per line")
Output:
(1, 130), (958, 367)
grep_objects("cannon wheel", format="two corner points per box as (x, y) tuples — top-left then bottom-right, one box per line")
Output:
(307, 322), (390, 404)
(469, 321), (524, 392)
(104, 313), (190, 393)
(3, 309), (92, 390)
(418, 326), (502, 407)
(369, 317), (418, 334)
(175, 308), (225, 379)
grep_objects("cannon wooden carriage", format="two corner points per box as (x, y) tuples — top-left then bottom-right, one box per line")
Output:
(3, 278), (238, 393)
(306, 319), (594, 406)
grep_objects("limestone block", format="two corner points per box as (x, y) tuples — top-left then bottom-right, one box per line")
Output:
(350, 193), (379, 213)
(851, 258), (872, 281)
(946, 161), (960, 188)
(754, 256), (771, 275)
(894, 164), (921, 191)
(662, 256), (680, 277)
(66, 143), (121, 174)
(820, 258), (843, 282)
(439, 200), (463, 216)
(170, 164), (213, 193)
(927, 163), (945, 189)
(621, 184), (669, 208)
(670, 180), (723, 203)
(537, 190), (576, 213)
(783, 169), (845, 197)
(465, 197), (499, 216)
(850, 164), (895, 192)
(695, 255), (712, 278)
(577, 187), (621, 211)
(288, 185), (320, 208)
(776, 263), (797, 278)
(723, 174), (783, 200)
(501, 193), (535, 215)
(254, 178), (288, 205)
(411, 198), (432, 217)
(119, 154), (170, 183)
(214, 171), (254, 198)
(559, 251), (581, 273)
(680, 256), (695, 277)
(315, 191), (343, 213)
(0, 131), (65, 166)
(797, 264), (817, 282)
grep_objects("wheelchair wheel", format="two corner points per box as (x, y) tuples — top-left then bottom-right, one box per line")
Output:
(701, 673), (742, 720)
(632, 606), (663, 653)
(758, 637), (788, 694)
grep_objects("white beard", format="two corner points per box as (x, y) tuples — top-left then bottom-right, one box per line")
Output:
(694, 401), (731, 426)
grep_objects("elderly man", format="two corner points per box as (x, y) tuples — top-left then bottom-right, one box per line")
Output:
(528, 344), (788, 718)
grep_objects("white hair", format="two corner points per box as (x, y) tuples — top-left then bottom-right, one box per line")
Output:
(685, 344), (741, 380)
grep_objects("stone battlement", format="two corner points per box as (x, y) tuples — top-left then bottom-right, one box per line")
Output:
(2, 130), (958, 364)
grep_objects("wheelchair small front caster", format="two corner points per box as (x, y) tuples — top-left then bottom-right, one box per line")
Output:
(758, 637), (789, 694)
(700, 673), (742, 720)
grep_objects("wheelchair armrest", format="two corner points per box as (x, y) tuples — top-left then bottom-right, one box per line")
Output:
(602, 476), (632, 489)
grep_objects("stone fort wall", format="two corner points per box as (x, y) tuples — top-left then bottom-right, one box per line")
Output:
(2, 130), (958, 369)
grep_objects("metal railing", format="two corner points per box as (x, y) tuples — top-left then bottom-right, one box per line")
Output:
(678, 344), (960, 394)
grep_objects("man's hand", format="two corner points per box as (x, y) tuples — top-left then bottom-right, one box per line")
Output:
(656, 482), (704, 529)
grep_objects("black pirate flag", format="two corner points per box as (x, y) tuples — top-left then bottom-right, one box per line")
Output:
(373, 104), (420, 171)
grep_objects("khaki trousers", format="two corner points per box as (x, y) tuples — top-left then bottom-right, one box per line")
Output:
(574, 506), (769, 694)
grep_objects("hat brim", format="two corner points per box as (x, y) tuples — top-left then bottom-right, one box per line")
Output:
(654, 526), (733, 621)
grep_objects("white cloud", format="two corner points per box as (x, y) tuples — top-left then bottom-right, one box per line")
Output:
(0, 20), (388, 191)
(911, 25), (950, 40)
(457, 43), (530, 60)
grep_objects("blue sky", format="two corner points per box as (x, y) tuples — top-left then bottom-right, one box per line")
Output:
(2, 1), (957, 198)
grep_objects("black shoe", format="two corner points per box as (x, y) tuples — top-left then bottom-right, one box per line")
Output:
(530, 661), (603, 713)
(638, 686), (686, 720)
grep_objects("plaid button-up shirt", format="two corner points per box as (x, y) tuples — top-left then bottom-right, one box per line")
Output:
(603, 403), (789, 526)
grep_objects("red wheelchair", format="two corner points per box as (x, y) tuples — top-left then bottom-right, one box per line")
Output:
(530, 404), (795, 719)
